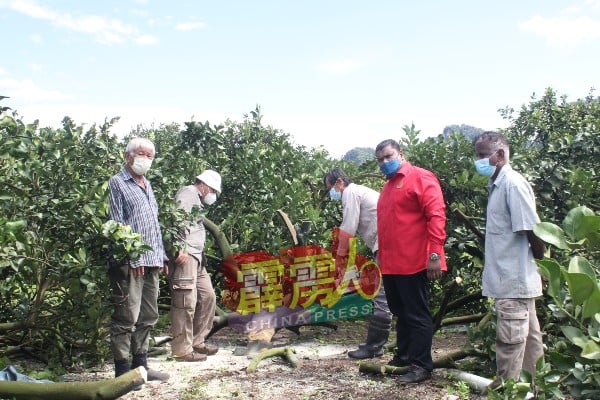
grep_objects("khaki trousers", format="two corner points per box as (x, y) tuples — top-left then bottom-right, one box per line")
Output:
(108, 264), (160, 361)
(169, 255), (216, 357)
(495, 298), (544, 380)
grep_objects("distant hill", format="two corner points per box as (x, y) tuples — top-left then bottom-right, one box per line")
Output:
(341, 147), (374, 165)
(442, 124), (484, 141)
(341, 124), (483, 164)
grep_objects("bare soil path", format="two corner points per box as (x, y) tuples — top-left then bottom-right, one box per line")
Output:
(58, 318), (479, 400)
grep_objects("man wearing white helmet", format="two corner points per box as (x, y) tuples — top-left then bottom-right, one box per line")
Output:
(169, 169), (222, 361)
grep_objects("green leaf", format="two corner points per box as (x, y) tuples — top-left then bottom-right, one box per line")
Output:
(582, 289), (600, 320)
(563, 271), (595, 307)
(579, 215), (600, 238)
(536, 258), (564, 302)
(563, 206), (596, 241)
(587, 231), (600, 250)
(568, 256), (596, 278)
(78, 248), (86, 262)
(581, 340), (600, 360)
(561, 325), (587, 349)
(4, 220), (26, 233)
(534, 222), (568, 250)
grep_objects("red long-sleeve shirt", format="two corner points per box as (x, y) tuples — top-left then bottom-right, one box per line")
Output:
(377, 162), (447, 275)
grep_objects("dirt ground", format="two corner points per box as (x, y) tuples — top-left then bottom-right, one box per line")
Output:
(56, 318), (485, 400)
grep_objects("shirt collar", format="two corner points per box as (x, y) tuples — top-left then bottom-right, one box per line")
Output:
(120, 167), (148, 184)
(389, 160), (412, 180)
(489, 164), (512, 188)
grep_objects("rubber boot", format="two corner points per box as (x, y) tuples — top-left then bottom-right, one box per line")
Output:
(348, 315), (392, 359)
(132, 352), (170, 381)
(114, 358), (130, 378)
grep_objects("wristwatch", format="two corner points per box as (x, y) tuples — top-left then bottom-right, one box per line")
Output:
(429, 253), (440, 261)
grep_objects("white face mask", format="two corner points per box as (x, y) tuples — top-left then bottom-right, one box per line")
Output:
(202, 192), (217, 206)
(131, 156), (152, 176)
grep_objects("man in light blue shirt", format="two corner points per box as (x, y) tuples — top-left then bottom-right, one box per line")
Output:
(474, 131), (546, 387)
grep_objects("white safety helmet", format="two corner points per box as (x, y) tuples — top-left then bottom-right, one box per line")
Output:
(196, 170), (222, 194)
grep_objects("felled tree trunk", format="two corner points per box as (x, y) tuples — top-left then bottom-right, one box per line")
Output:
(247, 347), (301, 372)
(0, 366), (146, 400)
(358, 348), (481, 375)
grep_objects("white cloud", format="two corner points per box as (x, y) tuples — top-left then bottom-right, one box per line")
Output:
(0, 77), (72, 101)
(9, 0), (55, 19)
(29, 33), (42, 44)
(175, 21), (205, 31)
(135, 34), (158, 45)
(520, 2), (600, 46)
(317, 59), (362, 75)
(29, 63), (42, 72)
(4, 0), (155, 45)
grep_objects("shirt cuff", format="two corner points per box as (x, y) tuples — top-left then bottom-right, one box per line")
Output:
(429, 243), (444, 255)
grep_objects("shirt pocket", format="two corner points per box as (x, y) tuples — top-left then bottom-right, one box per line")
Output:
(487, 209), (511, 235)
(496, 299), (528, 344)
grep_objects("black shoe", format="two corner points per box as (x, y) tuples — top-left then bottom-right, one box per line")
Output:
(387, 355), (409, 367)
(348, 345), (384, 359)
(397, 365), (431, 383)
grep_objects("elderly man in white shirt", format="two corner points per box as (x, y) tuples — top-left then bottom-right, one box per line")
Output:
(324, 168), (392, 359)
(474, 131), (546, 390)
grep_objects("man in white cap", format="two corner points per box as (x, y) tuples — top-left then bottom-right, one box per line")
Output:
(169, 169), (222, 361)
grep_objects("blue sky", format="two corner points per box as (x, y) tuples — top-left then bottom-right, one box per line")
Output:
(1, 1), (599, 157)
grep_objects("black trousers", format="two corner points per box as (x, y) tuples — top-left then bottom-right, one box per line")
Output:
(382, 270), (433, 371)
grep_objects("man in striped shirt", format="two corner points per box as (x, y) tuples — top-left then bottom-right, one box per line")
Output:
(108, 137), (169, 382)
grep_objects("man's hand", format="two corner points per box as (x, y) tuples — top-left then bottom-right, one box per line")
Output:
(427, 260), (443, 280)
(160, 261), (169, 275)
(130, 265), (145, 278)
(174, 251), (189, 265)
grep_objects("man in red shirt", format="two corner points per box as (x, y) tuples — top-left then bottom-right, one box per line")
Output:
(375, 139), (447, 383)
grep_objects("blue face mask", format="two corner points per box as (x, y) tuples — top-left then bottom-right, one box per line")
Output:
(380, 159), (401, 179)
(329, 187), (342, 201)
(474, 157), (496, 177)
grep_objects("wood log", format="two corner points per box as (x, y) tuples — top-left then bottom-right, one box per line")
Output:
(445, 369), (493, 392)
(247, 347), (301, 373)
(440, 313), (487, 327)
(446, 369), (534, 398)
(0, 366), (146, 400)
(358, 347), (481, 375)
(444, 291), (484, 313)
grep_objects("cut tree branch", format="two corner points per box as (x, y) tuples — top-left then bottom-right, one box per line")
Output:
(358, 347), (481, 375)
(453, 208), (484, 241)
(247, 347), (301, 372)
(0, 366), (146, 400)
